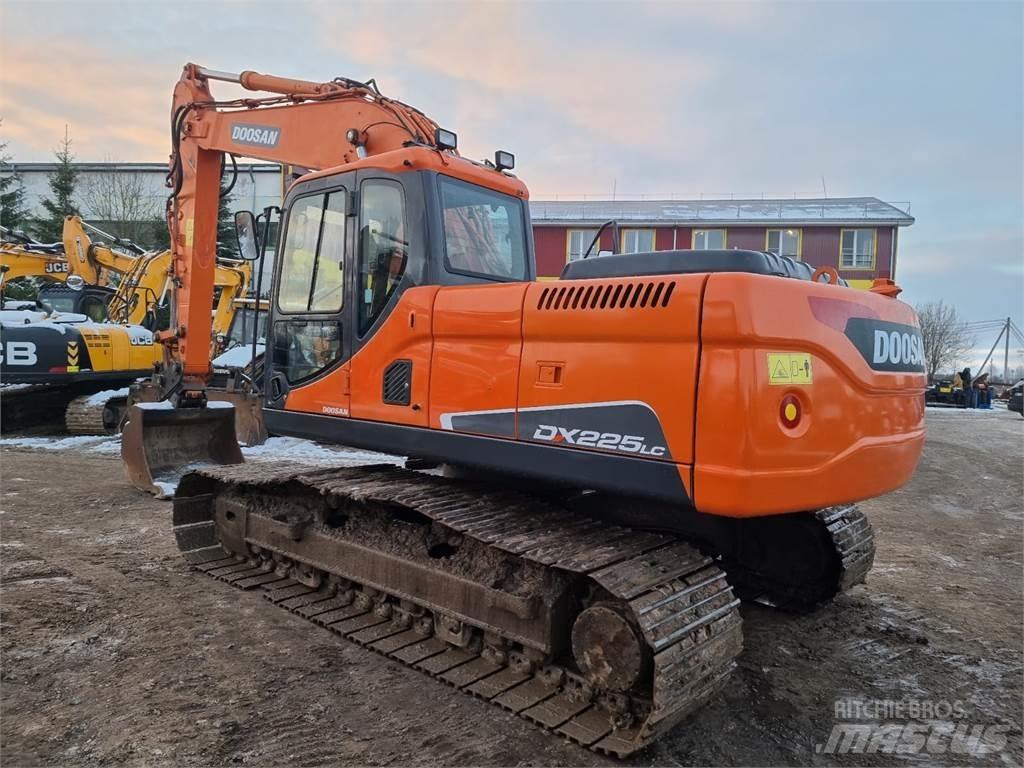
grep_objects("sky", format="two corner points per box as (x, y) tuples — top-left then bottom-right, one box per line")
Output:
(0, 0), (1021, 356)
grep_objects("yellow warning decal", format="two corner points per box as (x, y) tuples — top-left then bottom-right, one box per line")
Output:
(767, 352), (813, 385)
(66, 341), (80, 373)
(185, 219), (194, 247)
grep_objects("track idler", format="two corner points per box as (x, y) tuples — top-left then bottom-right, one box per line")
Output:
(121, 402), (243, 496)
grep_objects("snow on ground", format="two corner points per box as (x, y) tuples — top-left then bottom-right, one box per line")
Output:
(926, 403), (1009, 416)
(243, 436), (400, 467)
(0, 435), (122, 455)
(83, 388), (129, 407)
(0, 432), (402, 498)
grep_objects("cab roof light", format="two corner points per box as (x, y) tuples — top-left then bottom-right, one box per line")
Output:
(494, 150), (515, 172)
(435, 128), (458, 151)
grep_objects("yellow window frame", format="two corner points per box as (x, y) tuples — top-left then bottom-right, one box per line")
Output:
(839, 228), (877, 271)
(565, 228), (601, 263)
(765, 228), (803, 260)
(620, 228), (657, 254)
(691, 229), (727, 250)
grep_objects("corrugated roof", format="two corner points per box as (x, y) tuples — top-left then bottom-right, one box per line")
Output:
(530, 197), (914, 226)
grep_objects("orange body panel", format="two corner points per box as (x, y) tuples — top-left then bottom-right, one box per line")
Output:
(277, 273), (924, 518)
(429, 284), (528, 433)
(519, 276), (703, 466)
(351, 287), (438, 426)
(282, 362), (351, 418)
(693, 274), (926, 516)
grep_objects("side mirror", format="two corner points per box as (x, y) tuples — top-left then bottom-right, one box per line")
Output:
(234, 211), (260, 261)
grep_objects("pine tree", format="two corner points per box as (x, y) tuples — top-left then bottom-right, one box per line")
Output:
(34, 126), (80, 242)
(0, 125), (29, 233)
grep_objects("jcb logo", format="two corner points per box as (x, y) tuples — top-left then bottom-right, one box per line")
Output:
(0, 341), (38, 366)
(45, 262), (70, 274)
(532, 424), (666, 457)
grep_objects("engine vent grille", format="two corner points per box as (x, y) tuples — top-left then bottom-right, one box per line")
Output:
(536, 280), (676, 311)
(382, 359), (412, 406)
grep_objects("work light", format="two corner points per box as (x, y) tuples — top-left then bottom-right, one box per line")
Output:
(435, 128), (458, 150)
(494, 150), (515, 171)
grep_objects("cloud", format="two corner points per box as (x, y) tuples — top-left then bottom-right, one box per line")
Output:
(0, 39), (170, 160)
(311, 1), (718, 149)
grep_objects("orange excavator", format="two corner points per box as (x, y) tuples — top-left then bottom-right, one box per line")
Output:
(122, 64), (927, 756)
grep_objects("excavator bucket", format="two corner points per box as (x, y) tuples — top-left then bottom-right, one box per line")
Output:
(207, 391), (268, 447)
(127, 382), (267, 447)
(121, 403), (243, 496)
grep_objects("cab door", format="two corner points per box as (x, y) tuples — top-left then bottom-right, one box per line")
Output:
(264, 179), (354, 417)
(348, 175), (432, 426)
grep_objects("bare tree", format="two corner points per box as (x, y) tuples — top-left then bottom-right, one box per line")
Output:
(81, 166), (162, 246)
(916, 300), (973, 382)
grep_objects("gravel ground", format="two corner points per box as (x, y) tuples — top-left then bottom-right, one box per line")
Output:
(1, 408), (1021, 766)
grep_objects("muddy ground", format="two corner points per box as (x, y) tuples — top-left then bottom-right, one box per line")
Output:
(1, 409), (1021, 766)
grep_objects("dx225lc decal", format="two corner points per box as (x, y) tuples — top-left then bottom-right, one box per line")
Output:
(844, 318), (926, 373)
(441, 401), (672, 460)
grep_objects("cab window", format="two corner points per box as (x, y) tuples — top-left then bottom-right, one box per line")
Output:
(272, 319), (342, 384)
(440, 177), (527, 281)
(80, 296), (108, 323)
(357, 180), (407, 334)
(277, 190), (346, 313)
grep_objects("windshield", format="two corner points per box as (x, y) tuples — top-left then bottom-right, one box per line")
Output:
(227, 307), (268, 346)
(439, 177), (527, 281)
(42, 295), (76, 314)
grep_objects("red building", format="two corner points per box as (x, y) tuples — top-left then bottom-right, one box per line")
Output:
(530, 197), (914, 288)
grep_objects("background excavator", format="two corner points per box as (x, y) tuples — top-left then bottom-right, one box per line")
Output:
(122, 63), (926, 756)
(0, 216), (253, 434)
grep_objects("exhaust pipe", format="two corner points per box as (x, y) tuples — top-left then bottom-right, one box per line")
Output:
(121, 403), (243, 496)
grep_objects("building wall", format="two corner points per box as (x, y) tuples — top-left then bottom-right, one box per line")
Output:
(8, 165), (283, 225)
(532, 224), (898, 285)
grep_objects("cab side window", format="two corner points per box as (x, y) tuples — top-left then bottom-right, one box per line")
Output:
(80, 295), (109, 323)
(357, 181), (407, 334)
(273, 188), (347, 384)
(277, 190), (346, 313)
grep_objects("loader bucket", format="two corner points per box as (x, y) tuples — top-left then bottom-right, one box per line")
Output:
(206, 391), (268, 446)
(121, 403), (243, 496)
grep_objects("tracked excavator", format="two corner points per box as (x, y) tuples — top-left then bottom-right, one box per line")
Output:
(0, 217), (252, 434)
(122, 63), (926, 755)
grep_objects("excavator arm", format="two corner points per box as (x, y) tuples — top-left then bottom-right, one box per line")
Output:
(165, 63), (446, 386)
(0, 242), (71, 285)
(211, 260), (252, 345)
(123, 62), (457, 486)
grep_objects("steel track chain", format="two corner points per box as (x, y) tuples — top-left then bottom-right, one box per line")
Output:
(173, 463), (743, 756)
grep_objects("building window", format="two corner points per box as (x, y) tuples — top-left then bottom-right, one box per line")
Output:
(840, 228), (876, 269)
(621, 229), (655, 254)
(566, 229), (600, 261)
(692, 229), (726, 250)
(766, 228), (802, 259)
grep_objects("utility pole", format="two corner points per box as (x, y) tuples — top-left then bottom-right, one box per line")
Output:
(1004, 316), (1011, 385)
(978, 317), (1013, 383)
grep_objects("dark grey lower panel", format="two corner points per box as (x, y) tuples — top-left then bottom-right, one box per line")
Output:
(262, 409), (691, 507)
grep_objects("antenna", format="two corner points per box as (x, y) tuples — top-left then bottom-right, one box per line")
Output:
(821, 176), (828, 198)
